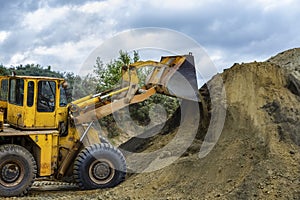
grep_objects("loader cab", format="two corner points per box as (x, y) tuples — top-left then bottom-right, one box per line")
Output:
(7, 76), (68, 130)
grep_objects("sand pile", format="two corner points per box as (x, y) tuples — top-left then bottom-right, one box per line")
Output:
(24, 49), (300, 200)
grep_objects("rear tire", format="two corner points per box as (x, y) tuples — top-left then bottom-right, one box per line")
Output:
(73, 143), (126, 189)
(0, 144), (37, 197)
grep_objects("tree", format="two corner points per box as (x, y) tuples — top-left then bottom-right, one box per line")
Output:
(94, 50), (141, 138)
(0, 64), (9, 75)
(93, 50), (179, 138)
(93, 50), (140, 92)
(63, 72), (98, 100)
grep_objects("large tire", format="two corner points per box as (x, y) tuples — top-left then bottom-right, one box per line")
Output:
(73, 143), (126, 189)
(0, 144), (37, 197)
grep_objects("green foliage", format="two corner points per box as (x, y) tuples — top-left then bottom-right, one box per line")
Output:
(93, 57), (122, 92)
(63, 72), (98, 100)
(0, 63), (63, 77)
(133, 50), (140, 63)
(93, 50), (179, 138)
(93, 50), (140, 92)
(0, 64), (9, 75)
(129, 94), (179, 126)
(0, 63), (95, 102)
(98, 117), (120, 138)
(95, 50), (141, 138)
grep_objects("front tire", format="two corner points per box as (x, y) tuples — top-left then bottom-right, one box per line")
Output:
(73, 143), (126, 189)
(0, 144), (37, 197)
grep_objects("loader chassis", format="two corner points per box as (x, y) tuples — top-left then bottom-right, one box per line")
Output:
(0, 54), (204, 197)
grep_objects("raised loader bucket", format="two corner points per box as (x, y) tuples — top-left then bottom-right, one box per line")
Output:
(146, 54), (200, 101)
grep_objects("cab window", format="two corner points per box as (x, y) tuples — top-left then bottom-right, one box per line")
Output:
(27, 81), (34, 107)
(9, 79), (24, 106)
(59, 84), (68, 107)
(37, 81), (56, 112)
(0, 79), (8, 101)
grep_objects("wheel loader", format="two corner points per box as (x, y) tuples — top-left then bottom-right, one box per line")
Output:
(0, 53), (205, 197)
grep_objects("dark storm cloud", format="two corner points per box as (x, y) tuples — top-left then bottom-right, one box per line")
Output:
(0, 1), (115, 69)
(0, 0), (300, 72)
(0, 30), (34, 59)
(120, 0), (300, 68)
(0, 0), (39, 30)
(127, 2), (297, 50)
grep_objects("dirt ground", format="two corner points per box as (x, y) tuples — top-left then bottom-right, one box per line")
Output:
(8, 48), (300, 200)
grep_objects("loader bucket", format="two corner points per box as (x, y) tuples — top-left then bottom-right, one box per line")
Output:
(146, 54), (200, 101)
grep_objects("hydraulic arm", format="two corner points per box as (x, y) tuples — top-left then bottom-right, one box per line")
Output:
(70, 53), (206, 125)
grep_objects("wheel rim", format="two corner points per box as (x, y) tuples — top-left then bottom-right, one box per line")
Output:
(89, 159), (115, 185)
(0, 160), (24, 187)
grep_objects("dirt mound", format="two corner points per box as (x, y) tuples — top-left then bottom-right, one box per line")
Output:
(101, 61), (299, 200)
(22, 49), (300, 199)
(268, 48), (300, 96)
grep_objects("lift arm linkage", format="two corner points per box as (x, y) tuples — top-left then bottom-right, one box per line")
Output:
(71, 54), (199, 124)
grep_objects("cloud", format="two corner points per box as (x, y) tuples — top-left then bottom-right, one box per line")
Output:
(22, 6), (69, 32)
(79, 28), (217, 87)
(0, 0), (40, 30)
(0, 0), (300, 74)
(0, 1), (122, 69)
(121, 0), (300, 68)
(0, 31), (10, 43)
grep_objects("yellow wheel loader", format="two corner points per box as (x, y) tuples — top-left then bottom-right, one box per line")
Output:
(0, 54), (206, 197)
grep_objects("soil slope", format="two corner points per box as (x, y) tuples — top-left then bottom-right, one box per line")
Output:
(18, 49), (300, 200)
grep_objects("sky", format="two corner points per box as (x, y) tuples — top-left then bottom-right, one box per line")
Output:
(0, 0), (300, 78)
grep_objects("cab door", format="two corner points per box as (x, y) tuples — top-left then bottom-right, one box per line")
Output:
(35, 80), (57, 128)
(7, 78), (25, 127)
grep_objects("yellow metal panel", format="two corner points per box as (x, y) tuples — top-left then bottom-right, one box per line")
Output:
(7, 104), (25, 127)
(0, 101), (7, 109)
(55, 107), (68, 128)
(29, 133), (58, 176)
(51, 133), (59, 175)
(0, 111), (3, 131)
(23, 110), (35, 127)
(34, 112), (56, 128)
(56, 126), (79, 168)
